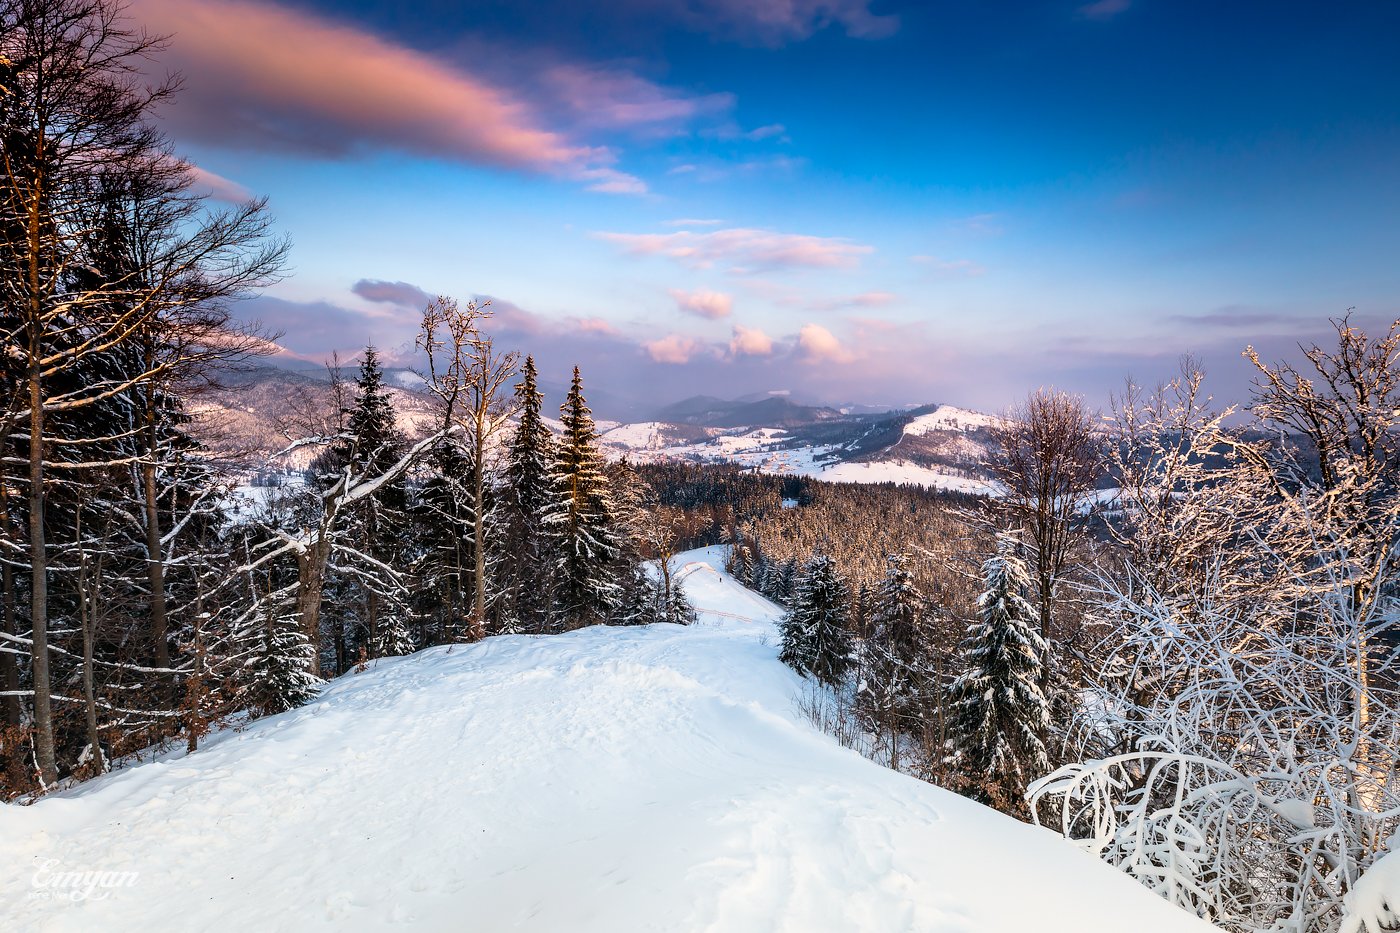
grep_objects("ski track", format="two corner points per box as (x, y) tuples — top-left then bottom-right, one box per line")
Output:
(1, 546), (1208, 932)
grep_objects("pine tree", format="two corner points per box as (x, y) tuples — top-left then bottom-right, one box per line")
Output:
(779, 552), (853, 686)
(542, 367), (619, 629)
(244, 603), (321, 717)
(944, 540), (1051, 813)
(858, 553), (930, 769)
(501, 355), (556, 633)
(314, 347), (412, 667)
(371, 614), (416, 658)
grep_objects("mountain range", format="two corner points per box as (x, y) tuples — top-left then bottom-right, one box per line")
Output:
(196, 365), (1002, 492)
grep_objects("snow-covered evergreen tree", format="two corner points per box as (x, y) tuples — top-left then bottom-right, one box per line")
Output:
(542, 367), (620, 629)
(500, 355), (557, 633)
(315, 347), (413, 664)
(371, 614), (416, 658)
(945, 539), (1050, 813)
(779, 552), (853, 687)
(858, 553), (930, 765)
(243, 603), (321, 717)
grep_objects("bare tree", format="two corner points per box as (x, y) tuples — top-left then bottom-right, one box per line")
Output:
(417, 296), (518, 641)
(985, 389), (1101, 684)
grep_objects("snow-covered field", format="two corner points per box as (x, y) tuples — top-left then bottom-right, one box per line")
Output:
(813, 459), (996, 495)
(1, 548), (1205, 932)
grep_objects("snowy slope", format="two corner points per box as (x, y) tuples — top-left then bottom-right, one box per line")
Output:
(1, 548), (1206, 933)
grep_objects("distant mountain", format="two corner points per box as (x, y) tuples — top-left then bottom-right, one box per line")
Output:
(193, 367), (1004, 493)
(653, 394), (843, 429)
(599, 401), (1006, 494)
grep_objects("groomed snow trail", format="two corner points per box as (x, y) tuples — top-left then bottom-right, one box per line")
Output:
(1, 547), (1208, 932)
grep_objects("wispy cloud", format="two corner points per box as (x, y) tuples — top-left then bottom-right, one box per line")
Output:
(1166, 307), (1300, 329)
(1077, 0), (1131, 21)
(911, 255), (986, 277)
(655, 0), (899, 44)
(187, 164), (252, 203)
(542, 64), (734, 135)
(596, 226), (873, 270)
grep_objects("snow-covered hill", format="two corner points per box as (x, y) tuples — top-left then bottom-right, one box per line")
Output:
(599, 407), (999, 494)
(1, 548), (1205, 932)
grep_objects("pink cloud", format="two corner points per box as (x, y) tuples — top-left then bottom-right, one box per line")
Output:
(132, 0), (630, 187)
(645, 334), (705, 364)
(572, 317), (621, 336)
(729, 324), (774, 357)
(669, 288), (733, 319)
(796, 323), (854, 364)
(352, 279), (435, 309)
(597, 227), (873, 270)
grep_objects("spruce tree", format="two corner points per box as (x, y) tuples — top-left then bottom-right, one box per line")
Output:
(501, 355), (556, 633)
(542, 367), (619, 629)
(778, 552), (853, 686)
(244, 602), (321, 717)
(858, 553), (930, 768)
(313, 347), (411, 666)
(945, 540), (1051, 813)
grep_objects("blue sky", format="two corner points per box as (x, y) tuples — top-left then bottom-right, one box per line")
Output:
(132, 0), (1400, 415)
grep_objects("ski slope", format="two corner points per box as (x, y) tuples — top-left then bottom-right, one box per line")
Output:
(1, 548), (1207, 932)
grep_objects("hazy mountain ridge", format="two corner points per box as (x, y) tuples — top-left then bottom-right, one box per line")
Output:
(194, 371), (1000, 491)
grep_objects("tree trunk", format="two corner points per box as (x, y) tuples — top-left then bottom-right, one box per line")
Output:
(471, 430), (487, 641)
(28, 354), (56, 785)
(296, 540), (329, 678)
(76, 529), (103, 776)
(0, 494), (22, 733)
(141, 369), (172, 680)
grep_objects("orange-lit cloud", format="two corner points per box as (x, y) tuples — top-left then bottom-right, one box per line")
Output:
(133, 0), (640, 192)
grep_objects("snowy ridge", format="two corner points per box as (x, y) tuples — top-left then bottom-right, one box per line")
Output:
(902, 404), (1001, 437)
(1, 548), (1206, 932)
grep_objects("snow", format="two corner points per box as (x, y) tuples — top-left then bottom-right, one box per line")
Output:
(902, 405), (1000, 437)
(601, 420), (672, 450)
(1, 548), (1207, 932)
(814, 459), (997, 495)
(1341, 848), (1400, 933)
